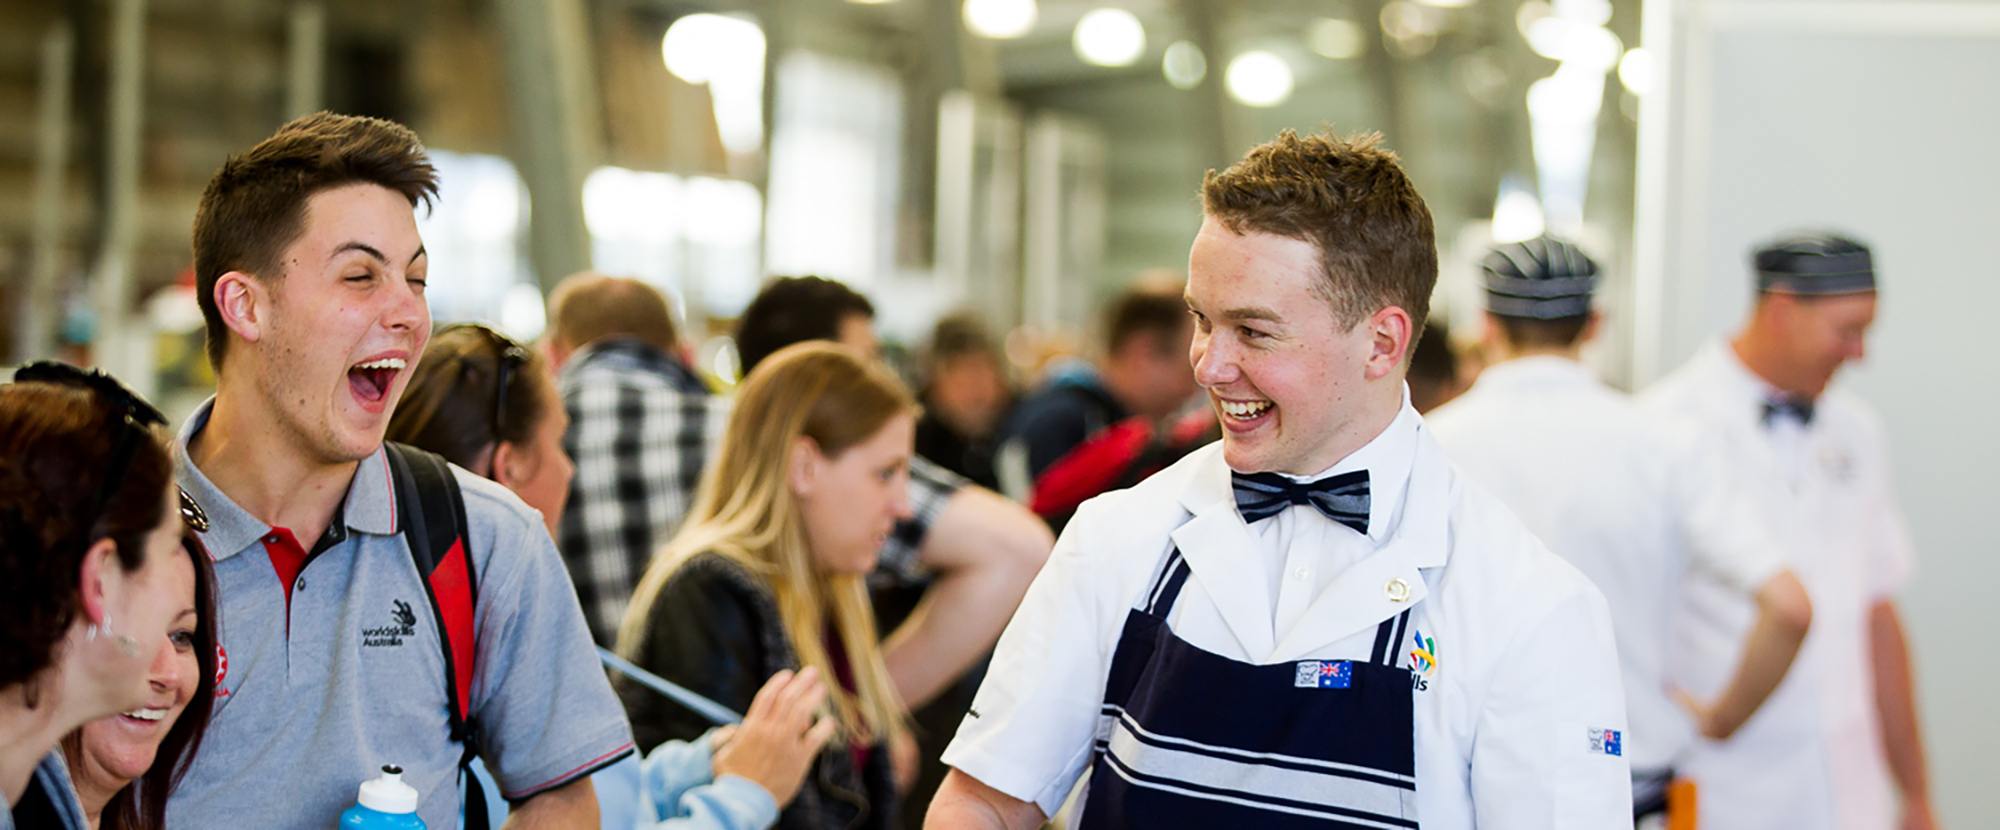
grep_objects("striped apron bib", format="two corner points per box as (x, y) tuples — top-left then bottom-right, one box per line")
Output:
(1078, 546), (1421, 829)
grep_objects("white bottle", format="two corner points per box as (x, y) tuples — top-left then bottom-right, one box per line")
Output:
(339, 764), (426, 829)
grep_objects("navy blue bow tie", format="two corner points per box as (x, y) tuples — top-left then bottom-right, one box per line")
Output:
(1761, 396), (1815, 427)
(1231, 469), (1371, 533)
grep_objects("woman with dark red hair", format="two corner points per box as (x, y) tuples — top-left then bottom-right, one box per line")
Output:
(1, 364), (198, 829)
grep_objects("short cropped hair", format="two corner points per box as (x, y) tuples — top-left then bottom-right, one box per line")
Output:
(192, 112), (438, 369)
(1104, 287), (1190, 355)
(735, 276), (875, 374)
(926, 311), (1001, 365)
(546, 272), (681, 356)
(1494, 315), (1590, 350)
(1201, 129), (1438, 333)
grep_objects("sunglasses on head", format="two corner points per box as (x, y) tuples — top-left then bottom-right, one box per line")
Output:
(12, 361), (205, 531)
(440, 324), (531, 443)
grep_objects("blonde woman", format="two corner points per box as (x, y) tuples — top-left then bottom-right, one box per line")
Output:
(617, 342), (915, 830)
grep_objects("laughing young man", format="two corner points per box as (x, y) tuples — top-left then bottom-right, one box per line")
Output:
(927, 130), (1630, 829)
(165, 113), (632, 828)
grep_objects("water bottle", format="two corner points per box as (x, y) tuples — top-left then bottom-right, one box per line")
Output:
(339, 764), (426, 829)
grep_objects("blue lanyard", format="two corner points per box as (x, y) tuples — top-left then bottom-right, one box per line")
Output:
(596, 647), (742, 726)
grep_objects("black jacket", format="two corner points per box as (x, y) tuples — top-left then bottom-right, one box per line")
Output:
(618, 552), (899, 830)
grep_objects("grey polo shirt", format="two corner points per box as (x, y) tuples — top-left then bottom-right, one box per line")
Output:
(166, 399), (634, 829)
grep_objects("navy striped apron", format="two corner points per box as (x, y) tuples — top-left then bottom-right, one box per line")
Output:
(1078, 547), (1420, 829)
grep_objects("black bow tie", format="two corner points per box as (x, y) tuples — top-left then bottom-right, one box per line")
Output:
(1231, 470), (1371, 533)
(1761, 396), (1816, 427)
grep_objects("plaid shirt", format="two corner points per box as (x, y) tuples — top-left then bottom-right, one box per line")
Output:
(559, 338), (967, 643)
(559, 339), (730, 644)
(879, 454), (967, 589)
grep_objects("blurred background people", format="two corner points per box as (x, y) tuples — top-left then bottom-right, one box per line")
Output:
(1406, 319), (1475, 413)
(389, 323), (574, 536)
(994, 284), (1197, 500)
(1427, 236), (1812, 825)
(546, 272), (732, 646)
(912, 312), (1012, 492)
(1, 366), (192, 827)
(733, 277), (1051, 825)
(617, 343), (918, 830)
(1642, 233), (1934, 830)
(393, 317), (840, 830)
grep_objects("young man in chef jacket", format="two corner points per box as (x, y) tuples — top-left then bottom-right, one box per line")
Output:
(926, 129), (1631, 830)
(1427, 236), (1815, 825)
(1642, 233), (1935, 830)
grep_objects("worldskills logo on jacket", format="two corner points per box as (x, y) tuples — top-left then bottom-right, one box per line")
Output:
(362, 599), (420, 648)
(1408, 629), (1438, 691)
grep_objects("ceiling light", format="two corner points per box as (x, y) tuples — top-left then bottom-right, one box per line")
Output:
(964, 0), (1037, 39)
(1308, 18), (1365, 60)
(1074, 8), (1145, 67)
(1162, 40), (1205, 89)
(1225, 51), (1293, 108)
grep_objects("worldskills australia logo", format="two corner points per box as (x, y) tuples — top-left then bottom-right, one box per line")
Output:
(213, 643), (229, 699)
(1408, 629), (1438, 691)
(362, 599), (419, 648)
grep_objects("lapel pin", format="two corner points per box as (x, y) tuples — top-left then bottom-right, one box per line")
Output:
(1386, 577), (1410, 603)
(178, 487), (210, 533)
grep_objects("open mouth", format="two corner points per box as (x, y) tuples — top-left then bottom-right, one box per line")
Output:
(120, 707), (168, 724)
(347, 357), (406, 406)
(1217, 398), (1273, 421)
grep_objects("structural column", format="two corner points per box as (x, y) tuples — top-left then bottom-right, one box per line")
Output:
(496, 0), (599, 292)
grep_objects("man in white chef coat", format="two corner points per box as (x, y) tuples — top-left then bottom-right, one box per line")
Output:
(925, 129), (1631, 830)
(1427, 236), (1814, 826)
(1643, 232), (1934, 830)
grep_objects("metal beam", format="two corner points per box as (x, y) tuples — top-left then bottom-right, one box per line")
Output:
(1358, 0), (1410, 147)
(91, 0), (147, 388)
(496, 0), (600, 293)
(1177, 0), (1236, 169)
(286, 0), (325, 118)
(21, 21), (74, 363)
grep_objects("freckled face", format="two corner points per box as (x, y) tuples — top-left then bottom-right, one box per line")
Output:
(1186, 218), (1378, 475)
(255, 183), (432, 464)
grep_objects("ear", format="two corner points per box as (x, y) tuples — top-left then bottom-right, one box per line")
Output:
(490, 441), (525, 488)
(1363, 306), (1416, 381)
(214, 271), (267, 347)
(787, 436), (824, 497)
(75, 537), (121, 627)
(541, 337), (572, 374)
(1581, 309), (1605, 344)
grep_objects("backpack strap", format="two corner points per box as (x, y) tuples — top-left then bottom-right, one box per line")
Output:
(383, 443), (488, 829)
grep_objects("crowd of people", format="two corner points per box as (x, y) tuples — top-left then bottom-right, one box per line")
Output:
(0, 109), (1931, 830)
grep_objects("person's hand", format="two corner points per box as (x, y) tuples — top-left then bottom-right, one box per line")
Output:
(889, 729), (921, 794)
(1900, 797), (1939, 830)
(1669, 686), (1725, 740)
(712, 668), (839, 808)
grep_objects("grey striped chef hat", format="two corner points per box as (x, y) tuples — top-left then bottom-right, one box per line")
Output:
(1480, 236), (1600, 320)
(1754, 232), (1875, 295)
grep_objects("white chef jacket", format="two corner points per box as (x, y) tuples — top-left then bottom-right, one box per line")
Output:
(1641, 342), (1915, 830)
(1427, 356), (1786, 776)
(943, 403), (1633, 828)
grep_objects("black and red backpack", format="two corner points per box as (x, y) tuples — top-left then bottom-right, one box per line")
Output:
(382, 442), (490, 830)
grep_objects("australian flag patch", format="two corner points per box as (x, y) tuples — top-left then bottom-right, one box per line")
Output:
(1293, 660), (1353, 689)
(1588, 727), (1623, 757)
